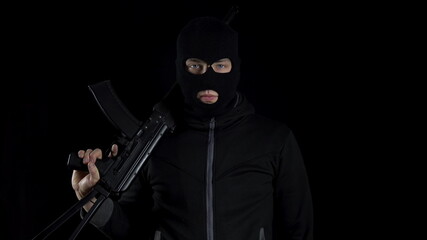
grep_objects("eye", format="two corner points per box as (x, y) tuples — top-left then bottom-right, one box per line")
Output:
(211, 62), (231, 73)
(189, 64), (201, 69)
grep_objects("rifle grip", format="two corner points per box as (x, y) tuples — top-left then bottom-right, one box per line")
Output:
(67, 152), (88, 171)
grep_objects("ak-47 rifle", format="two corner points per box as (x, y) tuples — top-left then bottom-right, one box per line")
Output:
(32, 80), (175, 240)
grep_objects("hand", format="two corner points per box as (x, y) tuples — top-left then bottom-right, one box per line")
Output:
(71, 144), (118, 211)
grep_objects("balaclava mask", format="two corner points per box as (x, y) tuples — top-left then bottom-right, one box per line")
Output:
(176, 16), (240, 118)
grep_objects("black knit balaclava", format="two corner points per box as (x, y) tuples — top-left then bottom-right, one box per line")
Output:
(176, 16), (240, 119)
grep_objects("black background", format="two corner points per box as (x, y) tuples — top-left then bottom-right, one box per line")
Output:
(1, 1), (415, 239)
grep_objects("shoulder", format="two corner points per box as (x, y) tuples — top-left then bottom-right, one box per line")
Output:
(233, 93), (293, 141)
(235, 113), (295, 153)
(248, 113), (291, 136)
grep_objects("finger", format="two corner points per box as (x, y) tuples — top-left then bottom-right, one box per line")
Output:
(107, 144), (118, 158)
(87, 161), (100, 186)
(112, 144), (118, 157)
(89, 148), (103, 163)
(83, 149), (93, 164)
(78, 150), (85, 158)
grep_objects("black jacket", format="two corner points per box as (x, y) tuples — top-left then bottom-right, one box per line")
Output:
(91, 91), (313, 240)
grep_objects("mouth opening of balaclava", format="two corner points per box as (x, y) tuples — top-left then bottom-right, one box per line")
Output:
(176, 16), (240, 119)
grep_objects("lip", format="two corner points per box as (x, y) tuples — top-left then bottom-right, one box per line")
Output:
(199, 95), (218, 101)
(199, 94), (218, 98)
(197, 90), (219, 103)
(198, 94), (218, 104)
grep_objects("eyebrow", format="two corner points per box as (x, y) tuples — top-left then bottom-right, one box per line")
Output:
(187, 58), (205, 63)
(186, 58), (231, 64)
(214, 58), (231, 63)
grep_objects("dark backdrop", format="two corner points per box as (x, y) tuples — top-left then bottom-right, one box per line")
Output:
(1, 1), (399, 239)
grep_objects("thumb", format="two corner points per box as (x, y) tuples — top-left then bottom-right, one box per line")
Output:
(87, 161), (100, 186)
(108, 144), (119, 158)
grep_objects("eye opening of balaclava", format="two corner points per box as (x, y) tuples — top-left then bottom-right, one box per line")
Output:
(176, 16), (240, 119)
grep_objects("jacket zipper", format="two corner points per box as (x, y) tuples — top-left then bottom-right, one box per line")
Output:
(154, 230), (161, 240)
(259, 227), (265, 240)
(206, 118), (215, 240)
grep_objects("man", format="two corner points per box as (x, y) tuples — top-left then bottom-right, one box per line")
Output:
(72, 16), (313, 240)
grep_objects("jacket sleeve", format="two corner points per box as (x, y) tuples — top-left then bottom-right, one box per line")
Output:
(85, 166), (154, 240)
(274, 130), (313, 240)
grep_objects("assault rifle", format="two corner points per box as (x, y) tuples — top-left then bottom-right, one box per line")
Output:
(32, 80), (175, 240)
